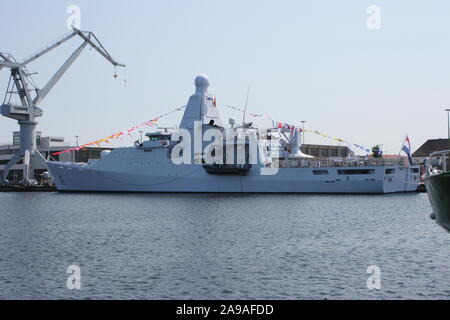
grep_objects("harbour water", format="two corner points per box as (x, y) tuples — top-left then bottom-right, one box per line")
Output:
(0, 192), (449, 299)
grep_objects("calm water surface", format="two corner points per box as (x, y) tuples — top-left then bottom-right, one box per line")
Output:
(0, 192), (449, 299)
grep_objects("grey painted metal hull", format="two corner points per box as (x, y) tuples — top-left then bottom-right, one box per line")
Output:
(47, 158), (419, 194)
(425, 172), (450, 232)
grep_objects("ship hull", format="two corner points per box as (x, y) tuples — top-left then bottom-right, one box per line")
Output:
(47, 160), (419, 194)
(425, 172), (450, 232)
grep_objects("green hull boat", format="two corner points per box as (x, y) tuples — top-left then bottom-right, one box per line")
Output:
(425, 150), (450, 232)
(426, 172), (450, 232)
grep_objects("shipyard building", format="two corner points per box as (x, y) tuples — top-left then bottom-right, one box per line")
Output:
(0, 131), (113, 183)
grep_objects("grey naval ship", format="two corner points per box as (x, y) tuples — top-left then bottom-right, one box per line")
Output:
(47, 75), (419, 193)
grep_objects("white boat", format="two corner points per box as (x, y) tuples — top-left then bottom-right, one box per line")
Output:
(46, 75), (420, 193)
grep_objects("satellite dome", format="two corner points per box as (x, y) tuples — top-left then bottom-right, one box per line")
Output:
(195, 74), (210, 89)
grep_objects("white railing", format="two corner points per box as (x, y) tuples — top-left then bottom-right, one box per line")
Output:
(426, 150), (450, 175)
(279, 157), (406, 168)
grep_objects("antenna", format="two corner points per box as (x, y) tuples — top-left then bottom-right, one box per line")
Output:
(242, 85), (250, 125)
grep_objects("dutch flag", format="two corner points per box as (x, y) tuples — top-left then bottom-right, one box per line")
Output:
(402, 135), (413, 166)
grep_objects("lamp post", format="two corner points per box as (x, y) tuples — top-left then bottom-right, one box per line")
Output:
(75, 135), (79, 147)
(446, 109), (450, 139)
(300, 120), (307, 145)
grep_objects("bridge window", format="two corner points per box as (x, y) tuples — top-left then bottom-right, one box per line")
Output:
(13, 136), (20, 146)
(148, 135), (171, 141)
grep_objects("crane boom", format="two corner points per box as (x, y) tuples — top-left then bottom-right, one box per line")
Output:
(20, 28), (125, 69)
(74, 29), (125, 67)
(33, 40), (89, 106)
(21, 32), (77, 66)
(0, 28), (125, 185)
(0, 53), (14, 72)
(23, 28), (125, 106)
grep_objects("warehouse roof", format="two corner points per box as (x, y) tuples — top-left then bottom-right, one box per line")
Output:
(412, 139), (450, 157)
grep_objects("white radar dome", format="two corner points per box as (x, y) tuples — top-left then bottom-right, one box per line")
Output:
(195, 74), (210, 89)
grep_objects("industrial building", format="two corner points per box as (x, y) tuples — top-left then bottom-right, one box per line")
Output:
(0, 131), (113, 183)
(412, 139), (450, 161)
(412, 138), (450, 170)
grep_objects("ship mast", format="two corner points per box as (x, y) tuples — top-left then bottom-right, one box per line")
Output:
(242, 86), (250, 126)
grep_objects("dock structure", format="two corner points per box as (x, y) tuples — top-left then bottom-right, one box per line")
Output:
(0, 184), (56, 192)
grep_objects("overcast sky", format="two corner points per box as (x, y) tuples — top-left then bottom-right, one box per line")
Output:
(1, 0), (450, 154)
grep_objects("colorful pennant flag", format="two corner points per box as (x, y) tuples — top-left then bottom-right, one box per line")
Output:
(52, 105), (186, 156)
(223, 104), (372, 155)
